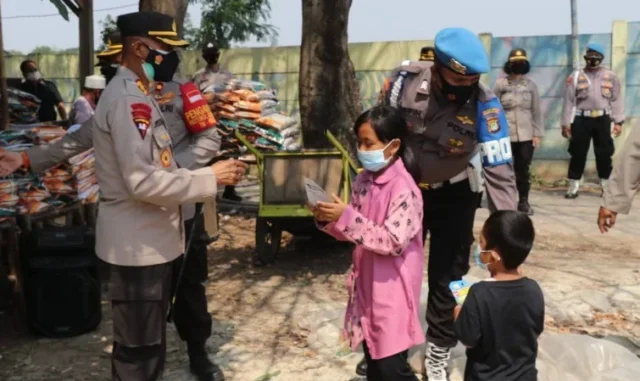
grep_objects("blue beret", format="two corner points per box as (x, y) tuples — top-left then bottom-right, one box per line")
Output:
(586, 42), (605, 56)
(434, 27), (490, 76)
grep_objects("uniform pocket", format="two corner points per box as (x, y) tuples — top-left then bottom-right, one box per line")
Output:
(437, 120), (476, 157)
(601, 81), (613, 99)
(522, 91), (533, 109)
(500, 93), (516, 109)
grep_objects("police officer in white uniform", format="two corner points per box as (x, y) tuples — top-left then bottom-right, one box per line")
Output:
(354, 27), (517, 381)
(93, 12), (246, 380)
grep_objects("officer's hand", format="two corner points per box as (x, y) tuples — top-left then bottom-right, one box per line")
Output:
(597, 206), (617, 234)
(0, 150), (24, 177)
(212, 159), (248, 185)
(532, 137), (541, 149)
(561, 126), (571, 139)
(612, 124), (622, 138)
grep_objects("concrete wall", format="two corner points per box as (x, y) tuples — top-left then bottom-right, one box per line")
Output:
(6, 21), (640, 180)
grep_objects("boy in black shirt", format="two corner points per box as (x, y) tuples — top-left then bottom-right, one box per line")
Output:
(454, 211), (544, 381)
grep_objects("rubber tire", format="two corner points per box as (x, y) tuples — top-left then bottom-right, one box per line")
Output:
(255, 218), (282, 265)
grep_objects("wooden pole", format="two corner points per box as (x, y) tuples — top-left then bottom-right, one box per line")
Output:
(78, 0), (94, 84)
(0, 2), (9, 130)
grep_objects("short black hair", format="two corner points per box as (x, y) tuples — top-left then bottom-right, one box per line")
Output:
(482, 210), (535, 270)
(20, 60), (36, 73)
(353, 105), (421, 183)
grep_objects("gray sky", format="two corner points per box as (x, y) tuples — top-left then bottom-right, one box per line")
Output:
(1, 0), (638, 53)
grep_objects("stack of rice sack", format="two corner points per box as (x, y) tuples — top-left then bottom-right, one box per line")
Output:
(202, 79), (302, 153)
(69, 148), (98, 203)
(2, 88), (41, 124)
(0, 127), (99, 218)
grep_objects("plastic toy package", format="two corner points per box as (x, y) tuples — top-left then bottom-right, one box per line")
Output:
(449, 279), (471, 305)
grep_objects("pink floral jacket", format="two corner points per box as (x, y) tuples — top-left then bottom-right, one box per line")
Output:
(322, 158), (425, 360)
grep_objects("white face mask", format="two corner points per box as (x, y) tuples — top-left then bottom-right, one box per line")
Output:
(26, 71), (41, 82)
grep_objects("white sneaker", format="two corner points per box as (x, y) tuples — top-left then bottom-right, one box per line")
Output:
(565, 179), (580, 199)
(600, 179), (609, 189)
(425, 342), (450, 381)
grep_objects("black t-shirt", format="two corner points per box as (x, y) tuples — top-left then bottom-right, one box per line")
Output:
(455, 277), (545, 381)
(19, 80), (64, 122)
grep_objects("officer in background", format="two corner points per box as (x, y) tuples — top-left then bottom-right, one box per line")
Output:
(493, 48), (543, 215)
(356, 28), (517, 381)
(561, 43), (624, 199)
(93, 12), (245, 380)
(192, 42), (242, 202)
(96, 31), (124, 83)
(598, 118), (640, 233)
(0, 28), (227, 381)
(419, 46), (435, 62)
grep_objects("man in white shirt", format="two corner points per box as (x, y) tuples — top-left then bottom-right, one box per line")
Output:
(69, 75), (105, 125)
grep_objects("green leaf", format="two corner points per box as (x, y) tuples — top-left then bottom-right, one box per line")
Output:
(47, 0), (70, 21)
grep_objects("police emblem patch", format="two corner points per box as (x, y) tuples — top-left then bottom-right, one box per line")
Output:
(449, 58), (467, 75)
(487, 117), (500, 133)
(130, 103), (152, 139)
(160, 148), (172, 168)
(154, 54), (163, 65)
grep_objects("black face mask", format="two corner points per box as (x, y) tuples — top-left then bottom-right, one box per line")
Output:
(204, 54), (219, 66)
(584, 55), (602, 68)
(510, 62), (528, 75)
(441, 80), (477, 105)
(100, 64), (119, 84)
(145, 49), (180, 82)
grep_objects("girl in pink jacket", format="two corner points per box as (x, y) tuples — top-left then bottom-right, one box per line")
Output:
(312, 106), (424, 380)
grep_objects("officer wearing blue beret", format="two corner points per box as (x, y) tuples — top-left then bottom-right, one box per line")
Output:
(353, 27), (517, 380)
(561, 42), (624, 199)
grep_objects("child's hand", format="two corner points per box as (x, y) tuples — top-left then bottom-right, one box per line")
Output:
(316, 194), (348, 222)
(453, 305), (462, 321)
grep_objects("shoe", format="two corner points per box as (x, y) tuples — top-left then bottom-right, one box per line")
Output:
(189, 352), (225, 381)
(355, 357), (367, 376)
(424, 342), (450, 381)
(565, 179), (580, 199)
(517, 199), (534, 216)
(222, 187), (242, 202)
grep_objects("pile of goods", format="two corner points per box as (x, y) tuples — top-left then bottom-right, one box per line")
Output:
(1, 88), (42, 124)
(201, 79), (302, 155)
(0, 126), (98, 222)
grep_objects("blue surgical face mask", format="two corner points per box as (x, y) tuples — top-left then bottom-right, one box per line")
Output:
(474, 244), (489, 272)
(357, 141), (395, 172)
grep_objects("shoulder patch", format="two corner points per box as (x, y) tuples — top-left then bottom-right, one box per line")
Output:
(131, 103), (152, 139)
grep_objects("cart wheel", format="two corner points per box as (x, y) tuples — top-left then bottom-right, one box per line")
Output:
(255, 218), (282, 265)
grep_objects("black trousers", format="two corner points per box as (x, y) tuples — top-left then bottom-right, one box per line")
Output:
(173, 209), (212, 344)
(107, 260), (175, 381)
(363, 342), (418, 381)
(511, 141), (535, 200)
(423, 180), (479, 348)
(568, 115), (614, 180)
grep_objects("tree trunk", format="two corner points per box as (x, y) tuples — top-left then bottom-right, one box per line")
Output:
(299, 0), (362, 150)
(139, 0), (189, 37)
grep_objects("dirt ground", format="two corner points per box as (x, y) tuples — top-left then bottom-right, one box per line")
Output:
(1, 190), (639, 381)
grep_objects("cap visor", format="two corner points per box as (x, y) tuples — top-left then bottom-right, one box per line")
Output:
(96, 48), (122, 58)
(509, 56), (528, 62)
(156, 37), (190, 47)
